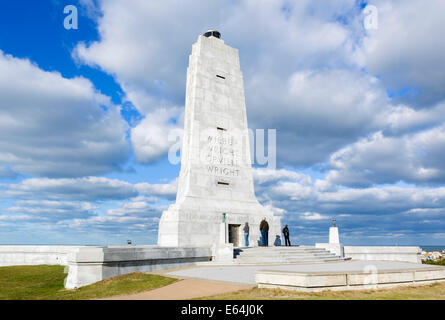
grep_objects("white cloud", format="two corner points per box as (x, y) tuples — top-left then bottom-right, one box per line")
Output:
(73, 0), (229, 114)
(247, 68), (389, 166)
(3, 177), (138, 201)
(328, 124), (445, 186)
(131, 107), (183, 163)
(3, 1), (445, 244)
(382, 102), (445, 136)
(135, 178), (178, 200)
(71, 1), (445, 181)
(69, 215), (154, 232)
(263, 203), (287, 216)
(73, 0), (381, 167)
(270, 181), (315, 201)
(0, 176), (176, 241)
(0, 214), (33, 222)
(253, 168), (310, 185)
(0, 166), (18, 179)
(6, 200), (97, 221)
(249, 168), (445, 240)
(301, 212), (329, 221)
(1, 177), (178, 219)
(363, 0), (445, 107)
(0, 50), (130, 177)
(106, 197), (161, 217)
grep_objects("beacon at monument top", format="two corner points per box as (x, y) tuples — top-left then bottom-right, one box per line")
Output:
(203, 30), (221, 39)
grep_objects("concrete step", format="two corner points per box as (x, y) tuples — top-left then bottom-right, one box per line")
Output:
(235, 247), (327, 251)
(235, 255), (332, 258)
(235, 256), (338, 261)
(234, 250), (328, 254)
(235, 250), (330, 255)
(234, 250), (335, 256)
(235, 256), (340, 262)
(234, 248), (329, 253)
(232, 246), (346, 264)
(234, 247), (324, 251)
(231, 258), (348, 265)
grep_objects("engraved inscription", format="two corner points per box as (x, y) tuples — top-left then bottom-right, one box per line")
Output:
(207, 165), (240, 177)
(203, 129), (241, 177)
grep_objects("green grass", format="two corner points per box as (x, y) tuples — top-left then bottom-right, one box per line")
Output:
(198, 282), (445, 300)
(0, 265), (178, 300)
(422, 259), (445, 266)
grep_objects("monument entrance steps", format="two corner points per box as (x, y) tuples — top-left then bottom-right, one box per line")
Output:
(232, 246), (349, 265)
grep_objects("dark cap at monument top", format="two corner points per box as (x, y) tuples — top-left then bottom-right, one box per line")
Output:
(203, 30), (221, 39)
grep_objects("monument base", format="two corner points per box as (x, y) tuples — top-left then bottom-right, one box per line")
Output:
(158, 197), (281, 247)
(212, 243), (234, 263)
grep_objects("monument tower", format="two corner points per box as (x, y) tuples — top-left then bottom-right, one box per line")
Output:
(158, 30), (281, 247)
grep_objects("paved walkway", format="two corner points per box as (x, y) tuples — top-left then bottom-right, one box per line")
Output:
(101, 260), (437, 299)
(101, 278), (253, 300)
(165, 260), (437, 284)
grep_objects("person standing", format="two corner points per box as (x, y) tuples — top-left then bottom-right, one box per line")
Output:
(243, 222), (249, 247)
(259, 217), (269, 246)
(282, 224), (291, 246)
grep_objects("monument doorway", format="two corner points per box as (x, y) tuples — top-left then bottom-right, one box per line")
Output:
(228, 224), (241, 247)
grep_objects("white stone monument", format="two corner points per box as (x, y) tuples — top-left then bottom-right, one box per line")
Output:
(158, 30), (281, 247)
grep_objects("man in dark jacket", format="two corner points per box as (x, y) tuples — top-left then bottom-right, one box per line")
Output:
(259, 217), (269, 246)
(282, 224), (291, 246)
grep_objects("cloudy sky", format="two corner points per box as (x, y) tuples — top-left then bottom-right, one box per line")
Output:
(1, 0), (444, 246)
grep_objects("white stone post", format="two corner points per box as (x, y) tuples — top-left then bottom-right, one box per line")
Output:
(219, 222), (226, 244)
(329, 227), (340, 244)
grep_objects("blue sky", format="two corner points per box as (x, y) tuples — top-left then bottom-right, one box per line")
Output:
(1, 0), (445, 246)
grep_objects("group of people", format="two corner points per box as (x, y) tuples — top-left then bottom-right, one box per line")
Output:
(242, 218), (291, 247)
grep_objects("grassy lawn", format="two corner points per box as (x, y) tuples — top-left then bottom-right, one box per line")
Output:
(0, 265), (178, 300)
(4, 264), (445, 300)
(199, 282), (445, 300)
(423, 259), (445, 266)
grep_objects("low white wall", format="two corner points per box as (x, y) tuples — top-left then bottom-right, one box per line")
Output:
(65, 246), (213, 289)
(0, 245), (214, 289)
(0, 245), (84, 266)
(344, 246), (422, 263)
(256, 266), (445, 292)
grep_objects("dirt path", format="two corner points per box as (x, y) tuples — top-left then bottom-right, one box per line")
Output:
(100, 278), (254, 300)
